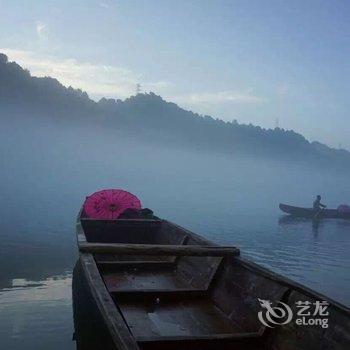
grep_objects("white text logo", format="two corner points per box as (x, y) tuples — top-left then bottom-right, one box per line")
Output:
(258, 299), (329, 328)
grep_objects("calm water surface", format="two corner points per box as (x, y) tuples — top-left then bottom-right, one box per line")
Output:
(1, 116), (349, 349)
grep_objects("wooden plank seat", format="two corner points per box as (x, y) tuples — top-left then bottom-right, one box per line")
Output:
(95, 254), (177, 268)
(96, 255), (174, 262)
(79, 242), (240, 256)
(100, 251), (224, 294)
(98, 259), (177, 272)
(112, 289), (208, 301)
(116, 297), (262, 350)
(103, 269), (208, 293)
(137, 333), (263, 350)
(121, 298), (239, 337)
(94, 235), (189, 268)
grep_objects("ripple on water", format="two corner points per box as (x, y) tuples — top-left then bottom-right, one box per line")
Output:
(0, 273), (75, 350)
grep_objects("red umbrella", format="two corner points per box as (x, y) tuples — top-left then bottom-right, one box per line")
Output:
(338, 204), (350, 213)
(83, 189), (142, 219)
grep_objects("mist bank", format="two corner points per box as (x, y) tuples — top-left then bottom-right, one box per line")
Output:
(1, 55), (350, 307)
(1, 67), (349, 301)
(1, 108), (350, 301)
(1, 53), (350, 171)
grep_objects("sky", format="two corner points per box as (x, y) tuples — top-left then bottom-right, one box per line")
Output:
(0, 0), (349, 149)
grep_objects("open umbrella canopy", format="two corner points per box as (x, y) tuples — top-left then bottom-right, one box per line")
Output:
(83, 189), (142, 219)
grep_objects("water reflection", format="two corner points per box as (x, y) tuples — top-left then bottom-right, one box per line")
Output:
(278, 215), (321, 237)
(0, 274), (75, 350)
(274, 215), (350, 304)
(312, 220), (320, 236)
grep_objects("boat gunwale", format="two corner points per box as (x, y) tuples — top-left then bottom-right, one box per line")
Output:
(79, 252), (140, 350)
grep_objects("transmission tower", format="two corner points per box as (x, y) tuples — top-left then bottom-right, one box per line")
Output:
(136, 83), (141, 95)
(275, 118), (280, 129)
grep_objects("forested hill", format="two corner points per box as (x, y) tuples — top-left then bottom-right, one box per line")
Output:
(0, 53), (349, 169)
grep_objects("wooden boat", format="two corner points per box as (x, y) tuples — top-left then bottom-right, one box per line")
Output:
(279, 203), (350, 220)
(75, 209), (350, 350)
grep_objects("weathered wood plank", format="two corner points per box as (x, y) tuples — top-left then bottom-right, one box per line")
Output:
(79, 242), (240, 256)
(98, 260), (176, 269)
(80, 253), (140, 350)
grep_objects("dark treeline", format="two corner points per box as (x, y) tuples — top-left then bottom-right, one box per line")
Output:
(1, 53), (349, 169)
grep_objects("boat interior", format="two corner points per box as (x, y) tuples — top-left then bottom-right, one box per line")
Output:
(78, 218), (349, 350)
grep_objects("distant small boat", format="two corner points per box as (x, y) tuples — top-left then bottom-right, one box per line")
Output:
(279, 203), (350, 219)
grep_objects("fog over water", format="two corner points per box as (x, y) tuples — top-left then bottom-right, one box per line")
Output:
(1, 112), (349, 349)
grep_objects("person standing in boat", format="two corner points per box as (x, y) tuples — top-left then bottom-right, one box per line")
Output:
(313, 195), (326, 213)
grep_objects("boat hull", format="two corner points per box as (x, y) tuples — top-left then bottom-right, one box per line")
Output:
(279, 203), (350, 219)
(75, 210), (350, 350)
(73, 261), (116, 350)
